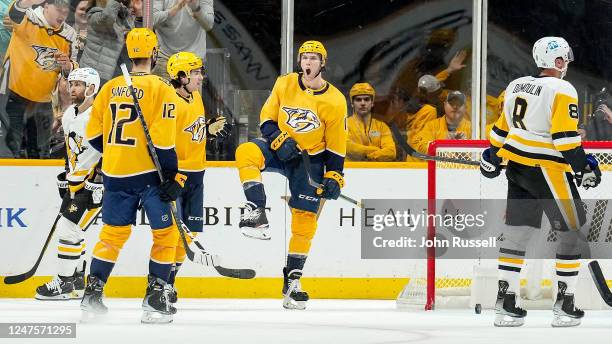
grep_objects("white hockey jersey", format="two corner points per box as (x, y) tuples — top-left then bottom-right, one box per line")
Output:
(489, 75), (581, 171)
(62, 105), (101, 184)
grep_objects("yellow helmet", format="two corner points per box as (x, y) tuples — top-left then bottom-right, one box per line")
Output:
(167, 52), (203, 79)
(349, 82), (375, 100)
(126, 28), (158, 59)
(298, 40), (327, 61)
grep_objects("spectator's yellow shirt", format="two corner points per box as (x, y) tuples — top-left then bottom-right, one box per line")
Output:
(175, 91), (207, 172)
(405, 104), (438, 162)
(3, 3), (77, 102)
(411, 116), (472, 158)
(346, 114), (396, 161)
(86, 73), (177, 186)
(260, 72), (347, 157)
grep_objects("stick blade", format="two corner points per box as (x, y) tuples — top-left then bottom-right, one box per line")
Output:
(589, 260), (612, 306)
(4, 271), (34, 285)
(214, 266), (256, 279)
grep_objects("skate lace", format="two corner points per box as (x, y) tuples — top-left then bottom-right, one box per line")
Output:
(45, 277), (62, 292)
(242, 204), (260, 221)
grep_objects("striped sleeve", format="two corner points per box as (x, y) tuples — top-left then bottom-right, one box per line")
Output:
(550, 83), (581, 151)
(489, 110), (509, 148)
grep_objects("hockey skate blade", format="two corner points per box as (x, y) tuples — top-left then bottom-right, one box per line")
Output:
(35, 293), (72, 301)
(141, 311), (173, 324)
(241, 227), (271, 240)
(80, 310), (108, 323)
(551, 315), (581, 327)
(494, 314), (525, 327)
(283, 297), (306, 310)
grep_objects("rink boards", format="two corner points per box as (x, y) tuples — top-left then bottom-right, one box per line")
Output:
(0, 159), (610, 299)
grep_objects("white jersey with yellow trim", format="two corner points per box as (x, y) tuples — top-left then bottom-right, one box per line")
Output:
(489, 75), (581, 171)
(62, 105), (101, 183)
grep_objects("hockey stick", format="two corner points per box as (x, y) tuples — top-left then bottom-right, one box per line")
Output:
(389, 123), (481, 166)
(3, 207), (101, 284)
(3, 214), (62, 284)
(120, 64), (255, 280)
(588, 260), (612, 306)
(300, 150), (363, 208)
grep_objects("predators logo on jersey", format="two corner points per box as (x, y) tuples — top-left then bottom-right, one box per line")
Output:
(184, 116), (207, 143)
(282, 107), (321, 133)
(32, 45), (59, 71)
(66, 131), (87, 170)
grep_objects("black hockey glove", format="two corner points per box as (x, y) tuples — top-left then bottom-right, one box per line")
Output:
(159, 171), (187, 202)
(206, 116), (232, 141)
(316, 171), (345, 200)
(84, 179), (104, 210)
(56, 172), (68, 200)
(575, 154), (601, 189)
(271, 131), (300, 163)
(480, 148), (502, 179)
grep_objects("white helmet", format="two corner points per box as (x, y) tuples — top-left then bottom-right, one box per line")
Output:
(68, 67), (100, 97)
(532, 37), (573, 78)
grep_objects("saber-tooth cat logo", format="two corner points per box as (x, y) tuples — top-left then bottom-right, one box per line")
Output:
(282, 107), (321, 133)
(32, 45), (59, 71)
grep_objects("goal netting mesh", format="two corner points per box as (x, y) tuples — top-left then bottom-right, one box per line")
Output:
(397, 140), (612, 311)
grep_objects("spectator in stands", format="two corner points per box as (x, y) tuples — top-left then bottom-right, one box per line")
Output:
(0, 0), (78, 158)
(582, 103), (612, 141)
(79, 0), (143, 86)
(410, 90), (471, 158)
(72, 0), (88, 59)
(152, 0), (214, 80)
(0, 0), (13, 56)
(346, 82), (396, 162)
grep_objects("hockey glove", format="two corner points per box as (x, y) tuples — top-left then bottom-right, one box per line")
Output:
(480, 148), (502, 179)
(56, 172), (68, 200)
(575, 154), (602, 189)
(206, 116), (232, 141)
(271, 131), (300, 163)
(84, 179), (104, 209)
(159, 171), (187, 202)
(316, 171), (345, 200)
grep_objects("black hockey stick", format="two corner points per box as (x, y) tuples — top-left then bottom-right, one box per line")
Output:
(3, 214), (62, 284)
(588, 260), (612, 306)
(300, 150), (363, 208)
(389, 123), (481, 166)
(120, 64), (255, 280)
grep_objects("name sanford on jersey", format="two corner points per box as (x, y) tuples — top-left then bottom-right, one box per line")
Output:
(512, 83), (542, 96)
(111, 86), (144, 99)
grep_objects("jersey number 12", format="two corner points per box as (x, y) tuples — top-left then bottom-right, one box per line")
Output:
(108, 103), (138, 146)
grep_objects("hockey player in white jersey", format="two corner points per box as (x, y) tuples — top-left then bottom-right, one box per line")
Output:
(481, 37), (602, 327)
(35, 68), (103, 300)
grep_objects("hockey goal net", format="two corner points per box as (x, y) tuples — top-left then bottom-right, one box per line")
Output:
(397, 140), (612, 311)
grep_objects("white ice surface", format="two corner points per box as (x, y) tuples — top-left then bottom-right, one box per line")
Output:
(1, 298), (612, 344)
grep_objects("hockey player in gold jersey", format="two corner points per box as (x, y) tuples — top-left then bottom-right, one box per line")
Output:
(164, 51), (231, 303)
(481, 37), (602, 327)
(82, 28), (182, 324)
(235, 40), (348, 310)
(0, 0), (78, 158)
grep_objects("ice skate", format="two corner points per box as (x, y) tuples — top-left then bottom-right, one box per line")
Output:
(80, 275), (108, 322)
(240, 202), (270, 240)
(141, 275), (177, 324)
(168, 284), (178, 304)
(551, 281), (584, 327)
(282, 268), (309, 310)
(35, 275), (75, 300)
(72, 261), (86, 299)
(494, 280), (526, 327)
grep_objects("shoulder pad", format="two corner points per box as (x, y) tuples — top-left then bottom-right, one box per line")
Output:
(157, 76), (172, 86)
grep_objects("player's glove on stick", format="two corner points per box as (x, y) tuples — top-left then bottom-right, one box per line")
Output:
(575, 154), (602, 189)
(159, 171), (187, 202)
(480, 148), (502, 179)
(206, 116), (231, 141)
(84, 180), (104, 209)
(316, 171), (345, 200)
(56, 172), (68, 199)
(271, 131), (300, 163)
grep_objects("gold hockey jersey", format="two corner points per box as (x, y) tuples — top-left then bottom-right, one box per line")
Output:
(175, 91), (207, 173)
(2, 3), (78, 102)
(85, 73), (178, 189)
(260, 72), (348, 158)
(490, 76), (581, 171)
